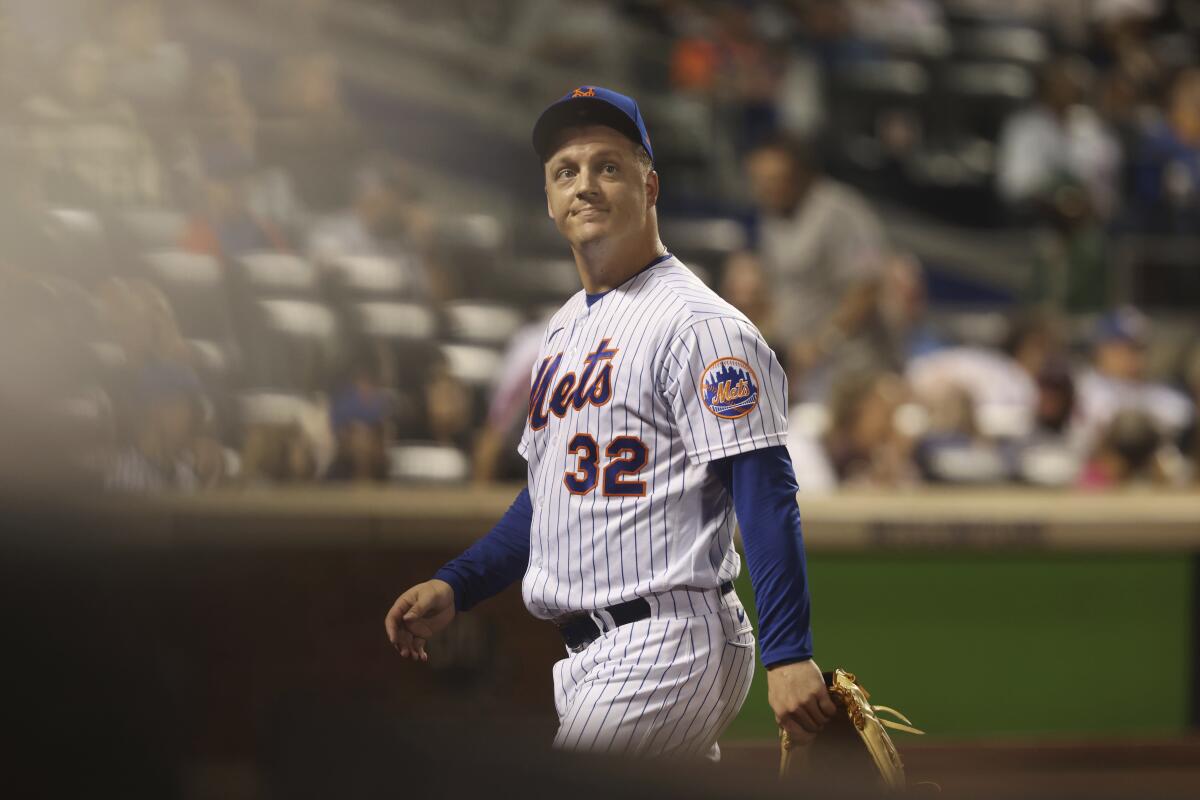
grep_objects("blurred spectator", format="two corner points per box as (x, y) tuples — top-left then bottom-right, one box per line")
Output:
(473, 314), (551, 483)
(741, 135), (888, 398)
(104, 362), (224, 491)
(241, 422), (318, 484)
(670, 3), (782, 152)
(717, 250), (780, 348)
(1130, 67), (1200, 232)
(307, 159), (436, 299)
(821, 370), (919, 487)
(1026, 189), (1113, 313)
(1077, 408), (1170, 488)
(188, 60), (258, 176)
(1089, 0), (1168, 82)
(0, 146), (70, 276)
(324, 371), (392, 482)
(1033, 361), (1078, 439)
(261, 52), (372, 213)
(908, 343), (1028, 439)
(996, 57), (1122, 220)
(179, 152), (291, 260)
(1072, 306), (1193, 453)
(179, 59), (300, 233)
(876, 252), (944, 367)
(424, 359), (474, 452)
(24, 39), (164, 207)
(105, 0), (191, 113)
(1182, 340), (1200, 483)
(792, 0), (871, 69)
(785, 398), (841, 494)
(907, 312), (1065, 442)
(94, 277), (197, 370)
(508, 0), (630, 84)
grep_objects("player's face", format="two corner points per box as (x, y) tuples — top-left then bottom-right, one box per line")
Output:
(544, 126), (657, 247)
(747, 148), (802, 215)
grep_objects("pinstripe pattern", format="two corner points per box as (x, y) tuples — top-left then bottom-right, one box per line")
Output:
(518, 256), (788, 620)
(518, 255), (785, 756)
(551, 591), (755, 759)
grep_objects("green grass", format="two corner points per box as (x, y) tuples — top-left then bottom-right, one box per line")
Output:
(724, 554), (1193, 741)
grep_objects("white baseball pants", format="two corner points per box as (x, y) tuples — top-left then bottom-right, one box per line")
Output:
(550, 587), (756, 760)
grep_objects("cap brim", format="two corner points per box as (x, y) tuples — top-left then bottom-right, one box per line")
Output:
(532, 97), (645, 161)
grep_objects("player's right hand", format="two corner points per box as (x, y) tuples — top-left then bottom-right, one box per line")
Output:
(385, 579), (456, 662)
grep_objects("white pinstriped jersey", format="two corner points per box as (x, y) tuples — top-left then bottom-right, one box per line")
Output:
(518, 254), (789, 620)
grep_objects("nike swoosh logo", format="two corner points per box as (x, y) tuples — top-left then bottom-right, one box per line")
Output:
(736, 608), (745, 623)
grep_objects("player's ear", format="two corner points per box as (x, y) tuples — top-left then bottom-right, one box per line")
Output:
(645, 169), (659, 209)
(545, 185), (555, 220)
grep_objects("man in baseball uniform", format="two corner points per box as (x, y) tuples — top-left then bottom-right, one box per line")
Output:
(385, 86), (835, 759)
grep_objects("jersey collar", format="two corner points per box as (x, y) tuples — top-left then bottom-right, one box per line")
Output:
(584, 252), (673, 307)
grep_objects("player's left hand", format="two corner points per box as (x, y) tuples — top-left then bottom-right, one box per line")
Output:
(767, 658), (838, 746)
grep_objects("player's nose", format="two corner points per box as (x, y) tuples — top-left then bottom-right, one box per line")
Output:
(575, 166), (602, 198)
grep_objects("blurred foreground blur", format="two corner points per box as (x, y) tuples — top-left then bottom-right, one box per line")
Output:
(4, 493), (1199, 799)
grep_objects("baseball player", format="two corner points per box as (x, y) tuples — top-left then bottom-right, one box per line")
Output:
(386, 86), (835, 759)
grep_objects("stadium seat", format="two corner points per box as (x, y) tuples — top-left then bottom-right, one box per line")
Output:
(440, 343), (502, 387)
(120, 208), (187, 250)
(444, 301), (524, 346)
(238, 252), (319, 296)
(954, 27), (1047, 66)
(436, 212), (506, 295)
(1017, 443), (1081, 487)
(354, 301), (438, 341)
(145, 249), (222, 287)
(923, 441), (1009, 483)
(939, 62), (1033, 143)
(659, 217), (746, 281)
(143, 250), (236, 341)
(828, 60), (931, 175)
(387, 442), (469, 483)
(47, 207), (116, 276)
(239, 391), (322, 426)
(324, 254), (414, 298)
(188, 338), (235, 376)
(244, 299), (341, 390)
(511, 257), (582, 307)
(49, 207), (105, 239)
(257, 299), (337, 338)
(88, 340), (128, 370)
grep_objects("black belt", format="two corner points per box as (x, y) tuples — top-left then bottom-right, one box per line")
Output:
(555, 581), (735, 653)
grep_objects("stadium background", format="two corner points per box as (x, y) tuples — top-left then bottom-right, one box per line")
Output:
(1, 1), (1199, 797)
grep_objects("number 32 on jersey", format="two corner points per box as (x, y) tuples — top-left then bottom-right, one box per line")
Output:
(564, 434), (647, 497)
(527, 337), (649, 498)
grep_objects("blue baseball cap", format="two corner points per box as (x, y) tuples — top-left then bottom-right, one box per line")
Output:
(532, 85), (653, 163)
(1094, 306), (1148, 347)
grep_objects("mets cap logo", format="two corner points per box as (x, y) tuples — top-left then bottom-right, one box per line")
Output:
(572, 87), (596, 98)
(699, 357), (759, 419)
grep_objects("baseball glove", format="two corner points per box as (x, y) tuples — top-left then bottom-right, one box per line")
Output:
(779, 668), (924, 791)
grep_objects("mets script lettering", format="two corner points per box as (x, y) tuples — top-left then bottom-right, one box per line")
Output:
(529, 339), (619, 430)
(713, 377), (750, 405)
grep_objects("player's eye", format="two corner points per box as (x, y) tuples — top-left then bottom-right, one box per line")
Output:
(556, 167), (575, 180)
(601, 163), (618, 175)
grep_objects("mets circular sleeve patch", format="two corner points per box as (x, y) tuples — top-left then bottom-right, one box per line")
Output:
(699, 357), (759, 419)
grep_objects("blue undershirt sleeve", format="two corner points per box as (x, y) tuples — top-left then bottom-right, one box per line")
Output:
(433, 487), (533, 612)
(710, 445), (814, 668)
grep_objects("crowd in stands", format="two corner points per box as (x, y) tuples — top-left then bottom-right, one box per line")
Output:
(0, 0), (1198, 493)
